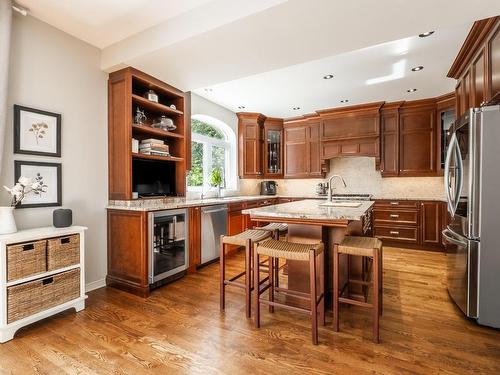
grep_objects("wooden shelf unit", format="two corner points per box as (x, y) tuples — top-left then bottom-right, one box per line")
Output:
(108, 67), (190, 200)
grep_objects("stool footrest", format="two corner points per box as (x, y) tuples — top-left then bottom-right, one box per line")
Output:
(259, 299), (310, 315)
(224, 280), (246, 289)
(339, 297), (373, 309)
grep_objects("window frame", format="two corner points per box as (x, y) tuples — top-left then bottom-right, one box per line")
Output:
(188, 117), (236, 192)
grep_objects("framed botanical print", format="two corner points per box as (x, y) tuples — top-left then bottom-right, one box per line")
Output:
(14, 105), (61, 157)
(14, 161), (62, 208)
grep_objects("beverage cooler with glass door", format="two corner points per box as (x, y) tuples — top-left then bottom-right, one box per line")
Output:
(148, 209), (188, 284)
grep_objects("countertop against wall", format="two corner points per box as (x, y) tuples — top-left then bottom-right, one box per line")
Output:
(108, 193), (445, 212)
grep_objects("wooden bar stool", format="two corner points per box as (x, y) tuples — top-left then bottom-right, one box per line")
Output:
(255, 222), (288, 287)
(253, 239), (325, 345)
(333, 236), (383, 343)
(220, 229), (273, 318)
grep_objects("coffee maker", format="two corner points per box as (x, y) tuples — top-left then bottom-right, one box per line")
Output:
(260, 181), (277, 195)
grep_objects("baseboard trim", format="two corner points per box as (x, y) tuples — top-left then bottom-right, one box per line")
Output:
(85, 278), (106, 293)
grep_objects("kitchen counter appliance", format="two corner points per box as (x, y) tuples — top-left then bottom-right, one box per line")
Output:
(148, 209), (188, 284)
(260, 181), (277, 195)
(444, 105), (500, 328)
(201, 205), (228, 264)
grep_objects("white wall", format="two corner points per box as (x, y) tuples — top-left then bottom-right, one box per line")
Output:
(0, 15), (108, 289)
(191, 93), (238, 133)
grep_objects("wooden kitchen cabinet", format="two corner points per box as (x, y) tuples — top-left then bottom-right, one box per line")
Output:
(380, 102), (402, 176)
(448, 17), (500, 117)
(318, 102), (382, 162)
(398, 100), (437, 176)
(420, 201), (442, 247)
(188, 206), (201, 272)
(107, 209), (150, 297)
(488, 21), (500, 103)
(263, 117), (284, 178)
(237, 113), (265, 178)
(372, 200), (445, 251)
(283, 117), (326, 178)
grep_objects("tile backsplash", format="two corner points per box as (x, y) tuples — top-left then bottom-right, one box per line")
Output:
(239, 157), (445, 200)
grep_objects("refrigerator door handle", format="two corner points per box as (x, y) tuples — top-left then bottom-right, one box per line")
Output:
(444, 133), (457, 215)
(442, 229), (468, 247)
(454, 137), (464, 216)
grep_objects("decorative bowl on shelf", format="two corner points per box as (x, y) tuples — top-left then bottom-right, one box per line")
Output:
(151, 116), (176, 131)
(143, 89), (159, 103)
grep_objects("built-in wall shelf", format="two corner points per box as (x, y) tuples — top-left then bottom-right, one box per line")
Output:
(131, 94), (184, 116)
(108, 67), (189, 200)
(132, 124), (184, 139)
(132, 153), (184, 163)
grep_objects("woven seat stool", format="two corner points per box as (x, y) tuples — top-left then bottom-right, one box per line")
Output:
(255, 222), (289, 287)
(220, 229), (273, 318)
(333, 236), (383, 343)
(254, 239), (325, 345)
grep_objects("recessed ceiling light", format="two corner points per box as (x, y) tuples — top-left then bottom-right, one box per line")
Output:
(323, 74), (334, 80)
(407, 88), (417, 93)
(340, 99), (349, 103)
(238, 106), (245, 109)
(292, 107), (301, 110)
(411, 66), (424, 72)
(204, 88), (213, 92)
(418, 31), (434, 38)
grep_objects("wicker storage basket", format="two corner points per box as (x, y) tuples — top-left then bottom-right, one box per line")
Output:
(7, 268), (80, 324)
(47, 234), (80, 271)
(7, 240), (47, 282)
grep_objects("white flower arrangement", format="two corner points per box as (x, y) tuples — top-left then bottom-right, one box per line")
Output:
(3, 174), (47, 207)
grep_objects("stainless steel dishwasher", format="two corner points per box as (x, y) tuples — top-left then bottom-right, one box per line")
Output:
(201, 204), (228, 264)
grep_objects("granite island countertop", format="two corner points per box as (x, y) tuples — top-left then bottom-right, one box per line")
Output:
(242, 199), (375, 222)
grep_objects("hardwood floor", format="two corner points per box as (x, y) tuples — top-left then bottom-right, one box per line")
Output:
(1, 247), (500, 375)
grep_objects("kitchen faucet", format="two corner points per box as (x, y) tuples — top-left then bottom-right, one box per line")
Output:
(327, 175), (347, 202)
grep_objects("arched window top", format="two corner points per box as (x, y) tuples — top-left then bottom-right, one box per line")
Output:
(188, 115), (237, 191)
(192, 114), (234, 141)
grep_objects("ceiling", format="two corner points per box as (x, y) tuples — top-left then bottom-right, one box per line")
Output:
(18, 0), (500, 117)
(193, 24), (470, 118)
(17, 0), (216, 48)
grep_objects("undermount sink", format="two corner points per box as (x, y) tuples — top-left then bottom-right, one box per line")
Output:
(319, 201), (362, 208)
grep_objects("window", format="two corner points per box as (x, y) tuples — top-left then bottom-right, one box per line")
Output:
(187, 116), (236, 191)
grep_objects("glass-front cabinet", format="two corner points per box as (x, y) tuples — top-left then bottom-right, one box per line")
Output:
(263, 118), (283, 178)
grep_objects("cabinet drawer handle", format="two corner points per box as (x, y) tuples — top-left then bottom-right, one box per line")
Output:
(390, 231), (400, 235)
(389, 214), (399, 218)
(42, 277), (54, 285)
(61, 237), (70, 244)
(22, 243), (35, 251)
(390, 202), (399, 205)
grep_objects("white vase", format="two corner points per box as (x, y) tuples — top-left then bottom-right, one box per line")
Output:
(0, 206), (17, 235)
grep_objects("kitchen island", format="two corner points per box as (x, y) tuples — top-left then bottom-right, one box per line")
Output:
(243, 199), (374, 301)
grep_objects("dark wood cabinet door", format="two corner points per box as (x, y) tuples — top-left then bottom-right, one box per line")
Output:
(421, 201), (442, 246)
(488, 22), (500, 104)
(472, 48), (486, 107)
(238, 114), (264, 178)
(188, 207), (201, 272)
(243, 123), (261, 177)
(308, 122), (322, 177)
(284, 125), (308, 178)
(399, 105), (437, 176)
(380, 107), (400, 176)
(107, 210), (150, 296)
(462, 70), (471, 112)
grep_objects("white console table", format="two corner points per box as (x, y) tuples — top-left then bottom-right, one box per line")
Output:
(0, 226), (87, 343)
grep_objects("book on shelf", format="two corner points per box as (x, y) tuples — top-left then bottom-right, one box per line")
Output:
(139, 143), (169, 151)
(131, 138), (139, 153)
(140, 138), (164, 145)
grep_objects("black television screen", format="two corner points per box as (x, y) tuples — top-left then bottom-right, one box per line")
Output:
(132, 159), (176, 197)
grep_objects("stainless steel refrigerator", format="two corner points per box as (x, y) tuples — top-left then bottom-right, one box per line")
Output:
(443, 105), (500, 328)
